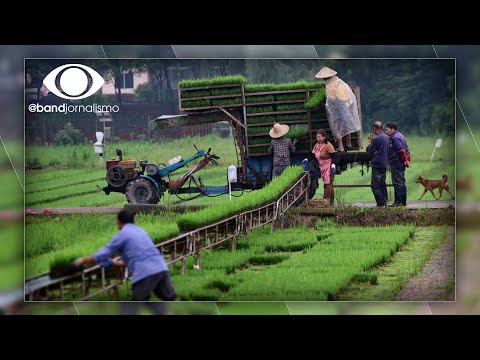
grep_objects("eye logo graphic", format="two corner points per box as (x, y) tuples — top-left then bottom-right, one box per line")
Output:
(43, 64), (104, 100)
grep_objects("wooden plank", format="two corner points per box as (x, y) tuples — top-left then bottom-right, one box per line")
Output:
(248, 143), (271, 147)
(306, 88), (313, 151)
(247, 152), (271, 156)
(247, 132), (270, 137)
(232, 99), (248, 177)
(240, 83), (246, 108)
(248, 139), (307, 148)
(247, 119), (309, 126)
(180, 93), (242, 101)
(307, 110), (313, 151)
(181, 104), (243, 111)
(219, 107), (245, 129)
(334, 184), (394, 188)
(248, 150), (309, 157)
(241, 84), (250, 157)
(246, 109), (308, 117)
(244, 89), (307, 96)
(180, 84), (243, 91)
(245, 99), (306, 106)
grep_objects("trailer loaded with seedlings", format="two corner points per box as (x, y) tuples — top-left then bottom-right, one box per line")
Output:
(102, 75), (371, 204)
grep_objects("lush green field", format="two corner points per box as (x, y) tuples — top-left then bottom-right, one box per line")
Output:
(0, 140), (23, 172)
(337, 226), (450, 300)
(0, 170), (23, 210)
(25, 166), (237, 208)
(25, 213), (179, 278)
(26, 134), (239, 170)
(0, 140), (24, 211)
(24, 134), (456, 208)
(456, 130), (480, 202)
(20, 133), (457, 302)
(25, 135), (238, 207)
(0, 223), (23, 266)
(0, 262), (24, 291)
(0, 222), (23, 291)
(25, 167), (301, 277)
(164, 224), (415, 301)
(25, 210), (426, 301)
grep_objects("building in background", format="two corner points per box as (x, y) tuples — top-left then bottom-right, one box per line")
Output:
(101, 71), (149, 95)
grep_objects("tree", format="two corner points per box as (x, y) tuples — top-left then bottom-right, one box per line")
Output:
(86, 59), (147, 121)
(145, 59), (176, 103)
(54, 122), (85, 145)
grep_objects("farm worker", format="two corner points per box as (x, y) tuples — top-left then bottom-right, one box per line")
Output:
(312, 129), (336, 206)
(268, 123), (297, 178)
(303, 151), (322, 200)
(385, 122), (410, 207)
(73, 210), (176, 302)
(366, 121), (389, 207)
(314, 66), (361, 152)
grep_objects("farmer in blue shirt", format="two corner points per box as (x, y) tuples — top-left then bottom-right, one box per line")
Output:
(73, 210), (176, 301)
(385, 122), (410, 207)
(366, 121), (389, 207)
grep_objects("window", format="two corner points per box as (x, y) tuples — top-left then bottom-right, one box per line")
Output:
(116, 71), (134, 89)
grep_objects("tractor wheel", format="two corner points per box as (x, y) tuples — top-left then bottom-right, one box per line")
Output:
(125, 178), (160, 204)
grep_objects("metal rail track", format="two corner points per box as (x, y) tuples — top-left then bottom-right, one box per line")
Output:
(24, 172), (310, 301)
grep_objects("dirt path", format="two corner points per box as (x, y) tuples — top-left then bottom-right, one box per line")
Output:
(351, 200), (455, 209)
(396, 227), (455, 301)
(15, 200), (456, 216)
(26, 206), (124, 214)
(23, 203), (208, 215)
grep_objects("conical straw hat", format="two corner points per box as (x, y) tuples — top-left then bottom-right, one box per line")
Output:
(315, 66), (337, 79)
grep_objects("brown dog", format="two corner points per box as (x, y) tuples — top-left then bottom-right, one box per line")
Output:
(415, 173), (455, 200)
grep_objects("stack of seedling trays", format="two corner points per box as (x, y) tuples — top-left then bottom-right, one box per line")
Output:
(178, 75), (247, 111)
(244, 81), (324, 156)
(177, 76), (361, 156)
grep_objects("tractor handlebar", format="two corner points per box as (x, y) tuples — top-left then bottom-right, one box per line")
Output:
(192, 146), (219, 161)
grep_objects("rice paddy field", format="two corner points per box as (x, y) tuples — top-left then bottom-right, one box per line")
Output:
(24, 210), (451, 301)
(15, 133), (458, 302)
(24, 134), (457, 208)
(169, 224), (418, 301)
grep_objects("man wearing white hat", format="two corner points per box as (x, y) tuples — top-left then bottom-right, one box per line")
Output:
(268, 123), (297, 178)
(315, 66), (361, 152)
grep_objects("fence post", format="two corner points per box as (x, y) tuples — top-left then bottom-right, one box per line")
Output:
(304, 172), (310, 205)
(182, 258), (187, 275)
(194, 254), (201, 269)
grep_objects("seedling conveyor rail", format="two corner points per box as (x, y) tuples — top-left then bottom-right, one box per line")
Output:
(25, 172), (310, 301)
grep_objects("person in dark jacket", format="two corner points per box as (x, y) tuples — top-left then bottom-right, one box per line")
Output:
(366, 121), (389, 207)
(303, 151), (322, 200)
(385, 122), (410, 206)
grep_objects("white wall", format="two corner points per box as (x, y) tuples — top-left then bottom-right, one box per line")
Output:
(101, 71), (149, 95)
